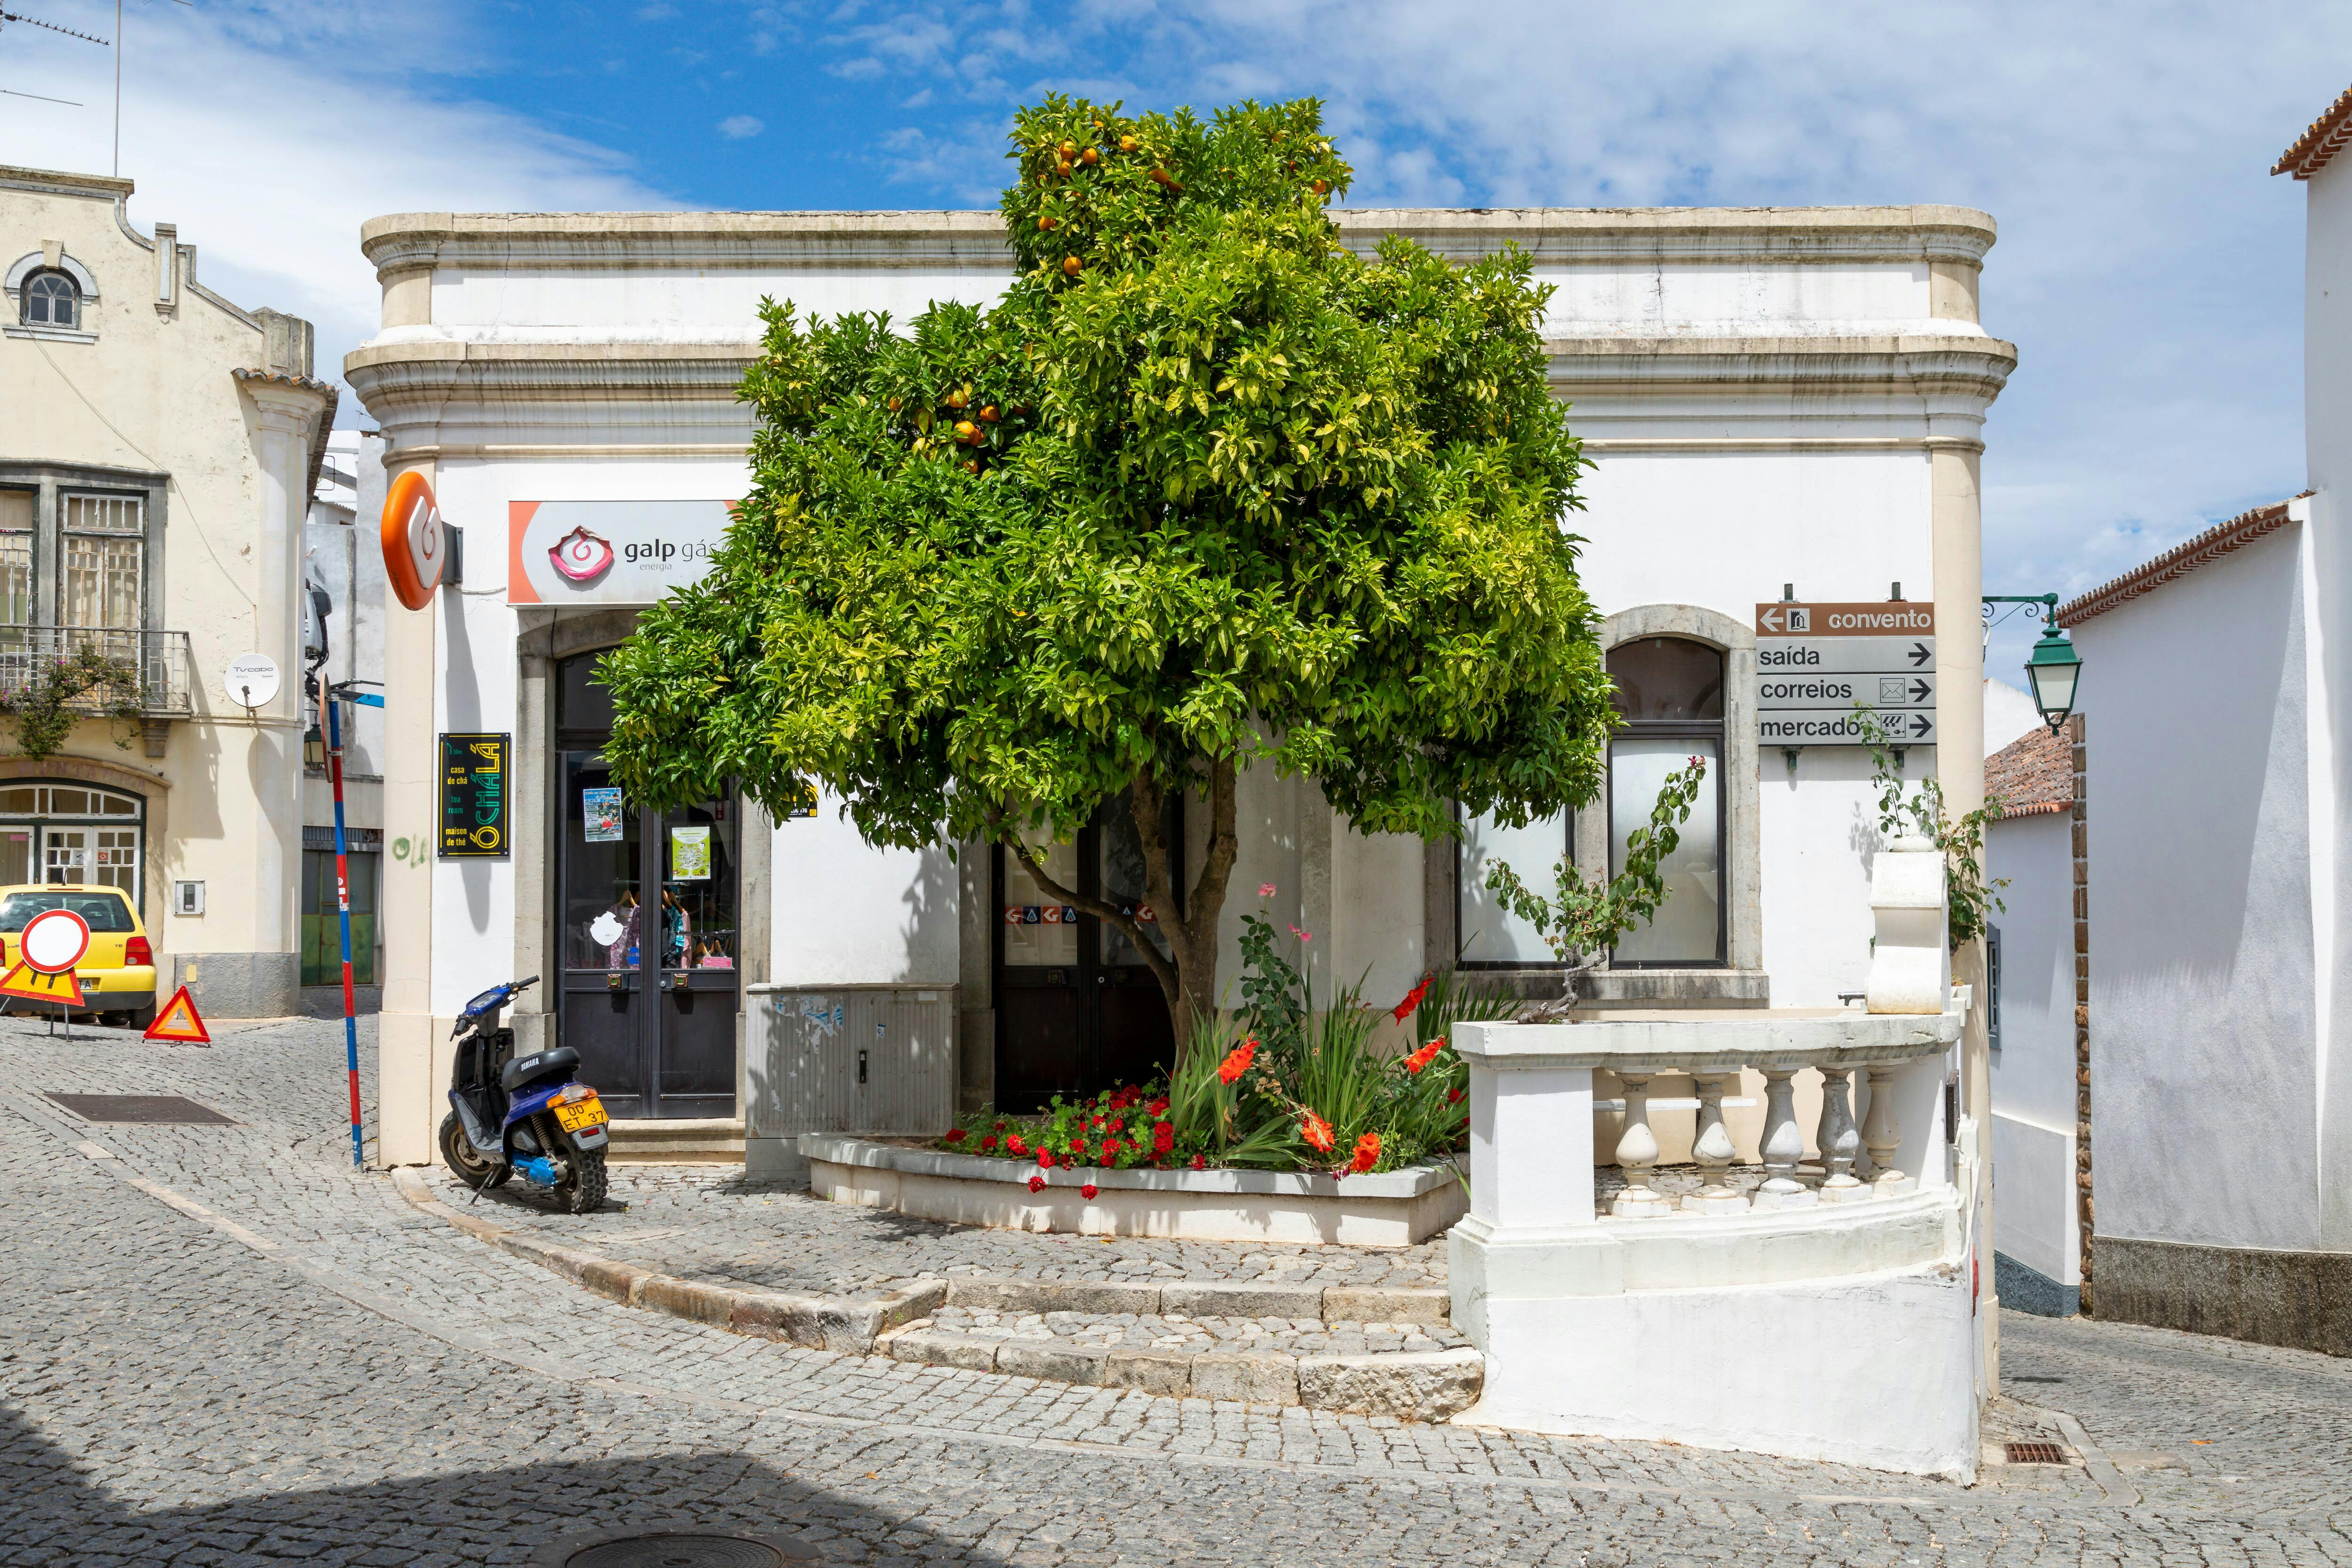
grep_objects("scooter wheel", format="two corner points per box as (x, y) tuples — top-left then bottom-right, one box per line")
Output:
(438, 1111), (510, 1190)
(556, 1146), (607, 1215)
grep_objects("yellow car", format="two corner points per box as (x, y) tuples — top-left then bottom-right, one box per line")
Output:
(0, 884), (157, 1026)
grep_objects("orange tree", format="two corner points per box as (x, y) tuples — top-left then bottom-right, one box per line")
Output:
(598, 95), (1615, 1057)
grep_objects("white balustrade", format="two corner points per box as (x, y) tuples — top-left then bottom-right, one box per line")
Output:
(1685, 1072), (1746, 1214)
(1610, 1070), (1672, 1217)
(1815, 1065), (1865, 1201)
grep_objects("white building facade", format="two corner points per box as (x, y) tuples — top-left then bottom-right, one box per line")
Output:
(345, 203), (2012, 1306)
(1, 164), (332, 1018)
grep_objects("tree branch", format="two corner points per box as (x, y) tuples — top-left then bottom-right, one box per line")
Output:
(1007, 838), (1181, 1002)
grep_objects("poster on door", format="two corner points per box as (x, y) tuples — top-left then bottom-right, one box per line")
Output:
(669, 825), (712, 879)
(583, 787), (624, 843)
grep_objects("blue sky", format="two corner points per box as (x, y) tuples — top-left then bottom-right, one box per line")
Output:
(4, 0), (2347, 680)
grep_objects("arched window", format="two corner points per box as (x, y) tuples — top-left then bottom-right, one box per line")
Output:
(1606, 636), (1725, 966)
(0, 781), (145, 907)
(21, 270), (78, 330)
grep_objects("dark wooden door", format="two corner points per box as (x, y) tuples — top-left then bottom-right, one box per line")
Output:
(992, 801), (1178, 1108)
(553, 654), (739, 1120)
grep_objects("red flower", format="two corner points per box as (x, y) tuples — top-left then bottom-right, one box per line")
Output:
(1110, 1117), (1124, 1132)
(1061, 1154), (1077, 1170)
(1300, 1111), (1334, 1153)
(1403, 1038), (1445, 1075)
(980, 1134), (998, 1151)
(1036, 1148), (1054, 1169)
(1028, 1173), (1046, 1194)
(1446, 1087), (1465, 1105)
(1390, 975), (1431, 1023)
(993, 1120), (1007, 1132)
(1258, 882), (1277, 897)
(1217, 1038), (1258, 1085)
(1152, 1121), (1175, 1156)
(944, 1127), (967, 1143)
(1081, 1183), (1099, 1200)
(1102, 1138), (1121, 1157)
(1146, 1096), (1168, 1117)
(1189, 1154), (1208, 1170)
(1349, 1132), (1382, 1174)
(1007, 1134), (1028, 1156)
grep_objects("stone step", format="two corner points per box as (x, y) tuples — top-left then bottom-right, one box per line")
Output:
(604, 1117), (745, 1164)
(940, 1274), (1450, 1324)
(878, 1305), (1481, 1420)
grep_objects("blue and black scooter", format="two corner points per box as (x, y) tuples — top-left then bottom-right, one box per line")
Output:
(437, 977), (610, 1214)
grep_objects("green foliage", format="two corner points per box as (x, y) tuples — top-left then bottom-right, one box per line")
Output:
(1854, 708), (2008, 950)
(0, 644), (145, 760)
(596, 92), (1617, 1045)
(1482, 758), (1709, 992)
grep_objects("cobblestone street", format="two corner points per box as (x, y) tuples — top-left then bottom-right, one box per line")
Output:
(1, 1016), (2347, 1566)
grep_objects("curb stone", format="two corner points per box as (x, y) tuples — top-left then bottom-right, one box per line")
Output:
(942, 1275), (1450, 1325)
(877, 1317), (1481, 1419)
(391, 1170), (1478, 1416)
(392, 1168), (944, 1354)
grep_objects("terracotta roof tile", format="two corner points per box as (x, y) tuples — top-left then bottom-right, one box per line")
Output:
(1986, 724), (2074, 819)
(2057, 494), (2309, 627)
(2276, 84), (2352, 179)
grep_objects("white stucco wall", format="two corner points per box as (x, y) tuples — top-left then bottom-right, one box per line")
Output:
(2304, 154), (2352, 1250)
(1987, 808), (2077, 1285)
(771, 793), (958, 987)
(2079, 523), (2319, 1251)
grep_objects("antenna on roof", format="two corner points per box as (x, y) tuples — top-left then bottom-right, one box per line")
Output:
(0, 10), (111, 44)
(0, 85), (82, 103)
(108, 0), (194, 177)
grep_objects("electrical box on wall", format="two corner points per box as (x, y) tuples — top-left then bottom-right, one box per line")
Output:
(174, 880), (204, 916)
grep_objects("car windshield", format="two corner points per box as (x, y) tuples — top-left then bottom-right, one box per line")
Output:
(0, 891), (135, 934)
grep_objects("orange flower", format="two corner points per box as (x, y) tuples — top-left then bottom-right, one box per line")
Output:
(1403, 1038), (1446, 1074)
(1349, 1132), (1382, 1174)
(1217, 1037), (1258, 1085)
(1300, 1111), (1334, 1153)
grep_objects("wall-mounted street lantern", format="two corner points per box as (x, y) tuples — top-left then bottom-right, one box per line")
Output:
(1985, 593), (2082, 736)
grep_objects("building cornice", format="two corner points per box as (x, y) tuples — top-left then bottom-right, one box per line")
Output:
(1546, 334), (2017, 401)
(358, 203), (1998, 278)
(2058, 494), (2312, 626)
(0, 164), (135, 200)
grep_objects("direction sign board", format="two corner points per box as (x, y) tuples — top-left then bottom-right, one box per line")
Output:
(1755, 602), (1938, 747)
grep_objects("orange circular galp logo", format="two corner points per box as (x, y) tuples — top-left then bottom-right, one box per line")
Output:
(381, 469), (446, 610)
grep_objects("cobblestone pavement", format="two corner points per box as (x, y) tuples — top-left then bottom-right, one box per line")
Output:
(913, 1307), (1470, 1357)
(433, 1166), (1449, 1296)
(0, 1016), (2348, 1565)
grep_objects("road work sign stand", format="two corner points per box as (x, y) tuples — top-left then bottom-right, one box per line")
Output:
(144, 985), (211, 1045)
(1, 906), (91, 1039)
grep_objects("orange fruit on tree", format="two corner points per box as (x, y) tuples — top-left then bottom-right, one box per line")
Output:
(1311, 180), (1329, 194)
(1119, 135), (1138, 153)
(1080, 147), (1098, 166)
(1056, 159), (1072, 176)
(1062, 255), (1083, 277)
(1059, 140), (1077, 158)
(963, 459), (980, 474)
(954, 420), (977, 443)
(977, 405), (1000, 423)
(1038, 215), (1057, 231)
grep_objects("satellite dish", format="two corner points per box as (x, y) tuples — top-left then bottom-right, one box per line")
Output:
(223, 653), (280, 710)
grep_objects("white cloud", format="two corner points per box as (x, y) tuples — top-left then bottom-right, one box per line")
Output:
(809, 0), (2344, 675)
(0, 1), (674, 426)
(717, 114), (766, 139)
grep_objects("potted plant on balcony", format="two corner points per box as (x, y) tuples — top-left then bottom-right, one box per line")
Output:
(0, 643), (147, 760)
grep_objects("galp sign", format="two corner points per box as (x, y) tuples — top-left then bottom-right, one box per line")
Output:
(381, 471), (448, 611)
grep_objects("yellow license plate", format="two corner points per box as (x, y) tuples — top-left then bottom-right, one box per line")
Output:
(554, 1097), (606, 1132)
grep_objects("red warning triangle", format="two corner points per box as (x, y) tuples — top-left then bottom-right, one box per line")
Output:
(0, 960), (81, 1006)
(143, 985), (210, 1044)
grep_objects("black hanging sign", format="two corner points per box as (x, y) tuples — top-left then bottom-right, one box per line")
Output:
(439, 733), (509, 857)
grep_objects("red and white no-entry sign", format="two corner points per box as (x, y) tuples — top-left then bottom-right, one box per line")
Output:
(19, 907), (90, 975)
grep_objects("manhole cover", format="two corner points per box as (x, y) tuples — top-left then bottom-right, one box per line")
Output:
(535, 1528), (816, 1568)
(44, 1093), (233, 1125)
(2006, 1441), (2070, 1465)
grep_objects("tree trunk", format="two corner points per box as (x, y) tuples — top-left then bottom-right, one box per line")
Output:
(1004, 757), (1240, 1076)
(1134, 756), (1239, 1068)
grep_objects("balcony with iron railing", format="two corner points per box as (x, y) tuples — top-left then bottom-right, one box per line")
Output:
(0, 626), (197, 723)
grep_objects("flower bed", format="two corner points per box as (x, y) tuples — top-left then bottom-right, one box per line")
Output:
(803, 1134), (1466, 1246)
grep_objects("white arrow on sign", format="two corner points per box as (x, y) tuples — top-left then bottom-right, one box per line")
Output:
(1760, 607), (1784, 633)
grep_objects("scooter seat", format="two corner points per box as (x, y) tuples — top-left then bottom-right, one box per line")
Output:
(501, 1046), (581, 1092)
